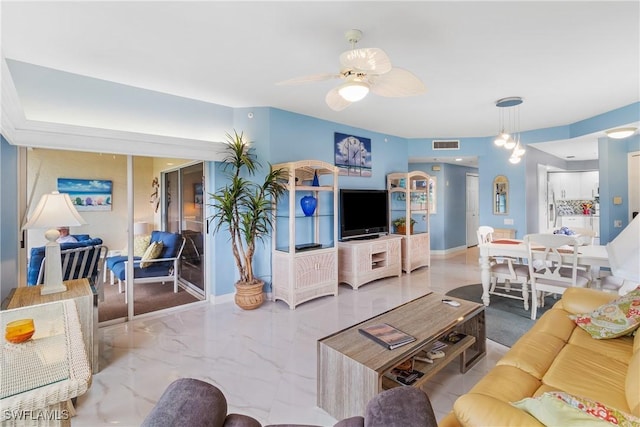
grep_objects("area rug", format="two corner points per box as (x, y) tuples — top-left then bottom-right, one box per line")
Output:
(99, 280), (201, 322)
(446, 284), (553, 347)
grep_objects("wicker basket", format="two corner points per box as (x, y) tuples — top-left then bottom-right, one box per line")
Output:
(234, 280), (265, 310)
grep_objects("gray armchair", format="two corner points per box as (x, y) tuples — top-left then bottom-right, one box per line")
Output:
(141, 378), (437, 427)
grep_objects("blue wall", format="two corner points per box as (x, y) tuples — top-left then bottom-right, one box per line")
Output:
(409, 162), (479, 251)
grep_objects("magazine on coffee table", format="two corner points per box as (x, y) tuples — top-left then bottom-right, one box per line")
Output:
(358, 323), (416, 350)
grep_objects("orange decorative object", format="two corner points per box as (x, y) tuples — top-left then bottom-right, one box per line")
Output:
(5, 318), (35, 344)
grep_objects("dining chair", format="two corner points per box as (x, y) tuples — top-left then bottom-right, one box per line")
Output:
(477, 226), (530, 310)
(476, 226), (494, 244)
(525, 233), (591, 320)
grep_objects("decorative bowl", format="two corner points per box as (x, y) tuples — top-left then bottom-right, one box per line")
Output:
(5, 319), (35, 344)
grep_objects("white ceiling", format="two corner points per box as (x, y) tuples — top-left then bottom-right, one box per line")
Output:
(2, 1), (639, 161)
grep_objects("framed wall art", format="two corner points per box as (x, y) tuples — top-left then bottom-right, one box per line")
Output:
(57, 178), (113, 211)
(334, 132), (372, 177)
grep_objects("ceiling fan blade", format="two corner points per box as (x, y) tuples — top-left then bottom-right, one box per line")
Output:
(276, 73), (339, 85)
(325, 87), (352, 111)
(340, 48), (392, 73)
(369, 67), (427, 97)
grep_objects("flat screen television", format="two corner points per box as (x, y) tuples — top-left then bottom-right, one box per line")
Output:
(340, 189), (389, 240)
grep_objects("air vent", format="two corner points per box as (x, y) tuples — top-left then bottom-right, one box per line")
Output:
(432, 140), (460, 150)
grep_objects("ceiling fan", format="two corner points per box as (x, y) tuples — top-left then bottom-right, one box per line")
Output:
(277, 29), (427, 111)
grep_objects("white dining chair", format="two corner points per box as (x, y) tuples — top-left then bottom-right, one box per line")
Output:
(477, 226), (530, 310)
(525, 233), (591, 319)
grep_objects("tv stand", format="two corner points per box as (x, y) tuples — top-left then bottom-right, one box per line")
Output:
(338, 235), (402, 289)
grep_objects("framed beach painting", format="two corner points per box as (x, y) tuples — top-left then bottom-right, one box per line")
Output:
(334, 132), (372, 177)
(57, 178), (113, 211)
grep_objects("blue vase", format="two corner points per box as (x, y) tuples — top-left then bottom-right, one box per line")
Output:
(312, 170), (320, 187)
(300, 195), (317, 216)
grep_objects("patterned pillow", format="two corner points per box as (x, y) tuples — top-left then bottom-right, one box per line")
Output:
(133, 235), (151, 257)
(140, 241), (163, 268)
(512, 392), (640, 427)
(551, 392), (640, 427)
(568, 288), (640, 339)
(511, 393), (613, 426)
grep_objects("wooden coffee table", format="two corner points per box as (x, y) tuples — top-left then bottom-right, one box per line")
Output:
(317, 292), (485, 420)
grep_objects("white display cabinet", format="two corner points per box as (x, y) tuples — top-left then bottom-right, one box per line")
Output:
(271, 160), (339, 309)
(387, 171), (431, 273)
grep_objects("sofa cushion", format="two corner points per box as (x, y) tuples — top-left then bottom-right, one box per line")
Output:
(467, 365), (542, 404)
(27, 237), (103, 286)
(140, 241), (164, 268)
(543, 344), (630, 413)
(627, 350), (640, 417)
(569, 288), (640, 339)
(454, 394), (544, 427)
(110, 258), (175, 281)
(497, 331), (566, 379)
(568, 327), (635, 363)
(559, 287), (620, 315)
(511, 392), (620, 426)
(528, 307), (576, 342)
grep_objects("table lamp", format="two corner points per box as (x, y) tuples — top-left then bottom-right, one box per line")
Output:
(22, 191), (87, 295)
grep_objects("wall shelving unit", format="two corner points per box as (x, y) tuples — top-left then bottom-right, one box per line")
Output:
(387, 171), (431, 273)
(271, 160), (338, 309)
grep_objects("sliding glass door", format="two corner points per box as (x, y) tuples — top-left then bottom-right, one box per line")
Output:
(163, 163), (205, 295)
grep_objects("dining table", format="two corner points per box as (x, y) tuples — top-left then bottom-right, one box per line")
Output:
(479, 238), (610, 306)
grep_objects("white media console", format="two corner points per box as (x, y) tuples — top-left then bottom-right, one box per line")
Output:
(337, 234), (402, 289)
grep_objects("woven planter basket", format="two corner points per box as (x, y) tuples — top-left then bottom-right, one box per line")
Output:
(234, 280), (265, 310)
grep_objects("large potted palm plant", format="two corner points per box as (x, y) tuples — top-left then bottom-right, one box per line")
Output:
(208, 131), (287, 309)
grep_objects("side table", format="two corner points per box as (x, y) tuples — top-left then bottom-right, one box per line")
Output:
(6, 279), (97, 374)
(1, 299), (92, 426)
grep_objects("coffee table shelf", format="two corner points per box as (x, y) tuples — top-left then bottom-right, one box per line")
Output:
(317, 292), (485, 420)
(381, 334), (476, 390)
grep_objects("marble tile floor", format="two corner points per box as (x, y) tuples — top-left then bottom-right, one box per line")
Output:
(75, 247), (509, 426)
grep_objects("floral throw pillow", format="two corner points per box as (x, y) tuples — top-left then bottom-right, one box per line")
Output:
(568, 288), (640, 339)
(551, 392), (640, 427)
(512, 392), (640, 427)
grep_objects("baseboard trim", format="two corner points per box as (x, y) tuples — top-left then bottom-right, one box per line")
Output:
(209, 292), (235, 305)
(431, 245), (468, 259)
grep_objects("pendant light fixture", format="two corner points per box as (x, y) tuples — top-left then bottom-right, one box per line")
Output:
(494, 97), (526, 163)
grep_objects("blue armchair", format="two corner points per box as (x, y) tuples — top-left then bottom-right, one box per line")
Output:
(107, 231), (185, 303)
(27, 236), (106, 286)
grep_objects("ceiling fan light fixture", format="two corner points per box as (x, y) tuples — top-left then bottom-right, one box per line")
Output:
(605, 127), (637, 139)
(338, 80), (370, 102)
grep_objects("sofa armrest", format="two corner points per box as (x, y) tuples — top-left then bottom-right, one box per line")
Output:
(453, 394), (543, 427)
(558, 287), (619, 315)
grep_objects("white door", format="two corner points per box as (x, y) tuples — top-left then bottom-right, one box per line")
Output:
(466, 173), (479, 246)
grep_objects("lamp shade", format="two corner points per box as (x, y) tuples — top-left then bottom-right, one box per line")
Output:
(22, 191), (86, 296)
(134, 221), (150, 235)
(23, 191), (86, 230)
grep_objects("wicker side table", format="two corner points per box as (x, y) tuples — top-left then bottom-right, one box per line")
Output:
(1, 299), (91, 426)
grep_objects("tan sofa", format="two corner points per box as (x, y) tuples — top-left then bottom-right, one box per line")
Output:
(439, 287), (640, 426)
